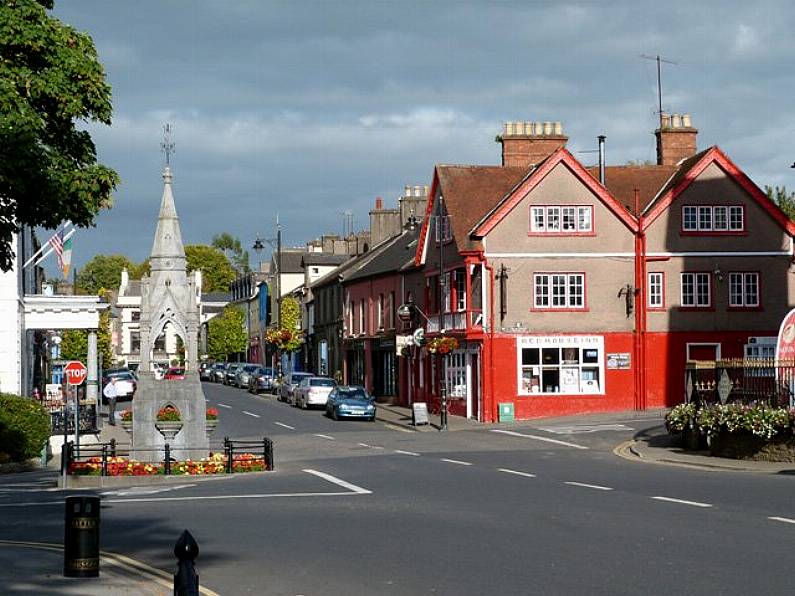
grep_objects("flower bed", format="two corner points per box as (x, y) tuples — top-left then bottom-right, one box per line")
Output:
(68, 452), (268, 476)
(665, 403), (795, 460)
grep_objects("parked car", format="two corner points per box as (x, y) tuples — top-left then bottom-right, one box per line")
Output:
(164, 367), (186, 380)
(235, 364), (260, 388)
(248, 367), (275, 394)
(278, 372), (313, 404)
(325, 386), (377, 421)
(224, 363), (241, 385)
(211, 362), (227, 383)
(101, 368), (137, 404)
(294, 377), (337, 409)
(199, 362), (214, 381)
(152, 362), (168, 380)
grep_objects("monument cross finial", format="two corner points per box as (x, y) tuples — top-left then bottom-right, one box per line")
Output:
(161, 122), (175, 166)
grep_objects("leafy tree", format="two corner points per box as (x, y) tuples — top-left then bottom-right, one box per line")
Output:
(765, 185), (795, 221)
(0, 0), (119, 271)
(76, 254), (136, 294)
(212, 232), (250, 274)
(206, 306), (247, 361)
(185, 244), (235, 293)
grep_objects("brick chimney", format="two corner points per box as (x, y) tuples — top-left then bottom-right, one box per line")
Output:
(655, 113), (698, 166)
(499, 121), (567, 168)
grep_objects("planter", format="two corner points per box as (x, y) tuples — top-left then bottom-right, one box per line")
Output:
(681, 425), (705, 451)
(205, 420), (218, 438)
(155, 421), (183, 442)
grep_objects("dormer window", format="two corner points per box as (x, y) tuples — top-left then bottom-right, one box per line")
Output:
(682, 205), (744, 234)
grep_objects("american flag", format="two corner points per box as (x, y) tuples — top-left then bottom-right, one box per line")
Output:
(48, 229), (65, 271)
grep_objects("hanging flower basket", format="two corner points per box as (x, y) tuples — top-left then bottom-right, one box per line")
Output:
(427, 336), (459, 355)
(206, 407), (219, 437)
(155, 405), (182, 442)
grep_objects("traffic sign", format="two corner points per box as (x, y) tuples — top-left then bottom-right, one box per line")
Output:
(412, 328), (425, 347)
(64, 361), (88, 386)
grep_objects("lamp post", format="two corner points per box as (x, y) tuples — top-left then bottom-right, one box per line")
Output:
(253, 220), (282, 374)
(437, 196), (449, 431)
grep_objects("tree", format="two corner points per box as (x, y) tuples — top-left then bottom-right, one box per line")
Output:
(185, 244), (235, 293)
(206, 306), (247, 361)
(212, 233), (250, 274)
(76, 254), (136, 294)
(264, 296), (304, 353)
(765, 185), (795, 221)
(0, 0), (120, 271)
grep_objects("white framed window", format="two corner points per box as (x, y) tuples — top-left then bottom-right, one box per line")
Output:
(729, 272), (759, 307)
(444, 352), (467, 397)
(744, 336), (775, 359)
(682, 205), (745, 232)
(517, 336), (604, 395)
(454, 269), (466, 311)
(530, 205), (593, 233)
(648, 272), (664, 308)
(358, 300), (365, 335)
(534, 273), (585, 309)
(377, 294), (384, 329)
(435, 215), (451, 243)
(681, 272), (711, 307)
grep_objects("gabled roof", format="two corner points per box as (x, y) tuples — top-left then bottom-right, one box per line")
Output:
(346, 227), (420, 283)
(642, 146), (795, 235)
(472, 147), (638, 237)
(584, 164), (679, 213)
(277, 250), (307, 274)
(415, 165), (528, 265)
(301, 253), (349, 267)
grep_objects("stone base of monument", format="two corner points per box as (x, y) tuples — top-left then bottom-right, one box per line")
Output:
(132, 371), (209, 462)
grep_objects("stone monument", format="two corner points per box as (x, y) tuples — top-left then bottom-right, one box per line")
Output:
(131, 165), (208, 462)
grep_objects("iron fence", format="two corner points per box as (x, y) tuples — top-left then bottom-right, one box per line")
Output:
(684, 358), (795, 408)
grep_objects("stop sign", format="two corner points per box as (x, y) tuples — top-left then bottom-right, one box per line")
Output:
(64, 361), (88, 386)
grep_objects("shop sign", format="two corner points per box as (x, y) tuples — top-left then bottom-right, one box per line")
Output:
(517, 335), (601, 348)
(396, 335), (412, 356)
(606, 353), (631, 369)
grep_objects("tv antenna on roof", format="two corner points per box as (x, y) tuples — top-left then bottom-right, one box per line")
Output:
(161, 122), (175, 166)
(641, 54), (678, 127)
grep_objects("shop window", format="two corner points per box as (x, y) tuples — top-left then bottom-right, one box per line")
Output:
(444, 352), (467, 397)
(517, 337), (604, 395)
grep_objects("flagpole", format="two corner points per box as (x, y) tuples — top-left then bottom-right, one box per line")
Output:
(22, 221), (73, 270)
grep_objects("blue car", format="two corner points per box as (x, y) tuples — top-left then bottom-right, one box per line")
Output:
(325, 386), (377, 421)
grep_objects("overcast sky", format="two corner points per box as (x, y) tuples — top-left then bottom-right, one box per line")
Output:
(43, 0), (795, 276)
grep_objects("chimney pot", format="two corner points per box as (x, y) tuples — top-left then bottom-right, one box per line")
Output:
(404, 185), (411, 197)
(682, 113), (692, 128)
(553, 122), (563, 135)
(376, 196), (383, 209)
(499, 119), (568, 167)
(660, 112), (671, 128)
(542, 121), (553, 135)
(655, 111), (698, 165)
(671, 113), (682, 128)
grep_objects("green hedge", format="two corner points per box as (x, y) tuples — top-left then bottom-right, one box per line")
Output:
(0, 394), (51, 463)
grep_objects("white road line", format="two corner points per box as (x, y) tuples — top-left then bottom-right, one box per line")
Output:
(0, 492), (368, 507)
(769, 516), (795, 525)
(498, 468), (536, 478)
(564, 481), (613, 491)
(357, 442), (371, 447)
(242, 411), (260, 418)
(274, 422), (295, 430)
(303, 469), (372, 494)
(394, 450), (420, 456)
(217, 403), (232, 409)
(491, 429), (588, 450)
(440, 458), (472, 466)
(370, 445), (384, 450)
(314, 434), (335, 440)
(652, 496), (712, 508)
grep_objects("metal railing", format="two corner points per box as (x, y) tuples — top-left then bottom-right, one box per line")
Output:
(684, 358), (795, 407)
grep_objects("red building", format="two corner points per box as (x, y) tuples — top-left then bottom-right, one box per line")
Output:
(402, 115), (795, 422)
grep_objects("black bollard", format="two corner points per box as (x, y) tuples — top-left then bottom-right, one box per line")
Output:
(173, 529), (200, 596)
(64, 495), (100, 577)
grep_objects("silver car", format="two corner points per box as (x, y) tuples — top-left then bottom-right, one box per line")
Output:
(235, 364), (260, 388)
(294, 377), (337, 409)
(278, 372), (313, 404)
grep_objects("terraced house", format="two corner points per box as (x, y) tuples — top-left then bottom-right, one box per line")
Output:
(404, 115), (795, 422)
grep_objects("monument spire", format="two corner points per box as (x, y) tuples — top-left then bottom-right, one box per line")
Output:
(150, 123), (186, 274)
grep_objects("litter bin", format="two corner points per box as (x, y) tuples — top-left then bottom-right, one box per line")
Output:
(64, 495), (100, 577)
(498, 402), (515, 422)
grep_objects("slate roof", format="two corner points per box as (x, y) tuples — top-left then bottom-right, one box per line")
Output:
(123, 280), (142, 297)
(201, 292), (231, 304)
(345, 227), (420, 282)
(584, 165), (678, 213)
(277, 250), (307, 274)
(301, 253), (349, 267)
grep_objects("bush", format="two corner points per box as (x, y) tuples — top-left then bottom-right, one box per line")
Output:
(0, 394), (51, 463)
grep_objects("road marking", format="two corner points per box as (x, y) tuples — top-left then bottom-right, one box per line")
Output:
(242, 410), (260, 418)
(394, 450), (420, 456)
(100, 484), (196, 497)
(314, 434), (335, 440)
(274, 422), (295, 430)
(564, 481), (613, 491)
(769, 516), (795, 525)
(491, 429), (589, 450)
(498, 468), (536, 478)
(440, 458), (472, 466)
(536, 424), (633, 435)
(652, 496), (712, 508)
(217, 403), (232, 409)
(383, 422), (414, 433)
(357, 442), (371, 447)
(303, 469), (372, 494)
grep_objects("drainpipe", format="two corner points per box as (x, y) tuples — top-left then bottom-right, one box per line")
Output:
(483, 258), (497, 423)
(634, 189), (647, 410)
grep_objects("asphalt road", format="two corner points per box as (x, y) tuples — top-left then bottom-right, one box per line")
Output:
(2, 382), (795, 595)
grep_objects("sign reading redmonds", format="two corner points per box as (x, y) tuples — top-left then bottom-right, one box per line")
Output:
(776, 307), (795, 361)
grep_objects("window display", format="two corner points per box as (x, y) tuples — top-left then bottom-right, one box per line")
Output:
(517, 336), (604, 396)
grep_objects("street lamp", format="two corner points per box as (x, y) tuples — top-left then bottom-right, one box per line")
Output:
(436, 195), (449, 431)
(253, 221), (282, 375)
